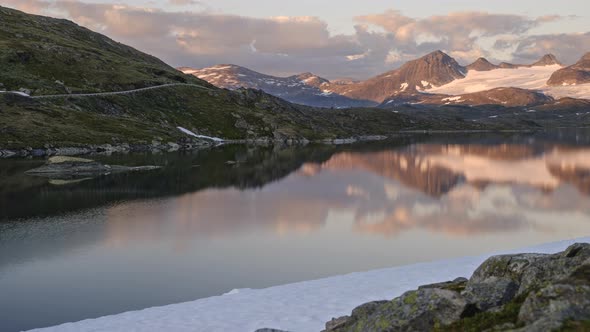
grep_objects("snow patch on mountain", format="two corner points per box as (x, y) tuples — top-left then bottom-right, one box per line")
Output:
(430, 65), (590, 100)
(177, 127), (223, 142)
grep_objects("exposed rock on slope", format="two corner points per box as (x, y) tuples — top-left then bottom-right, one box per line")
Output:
(442, 87), (554, 107)
(324, 243), (590, 332)
(548, 53), (590, 86)
(381, 87), (553, 107)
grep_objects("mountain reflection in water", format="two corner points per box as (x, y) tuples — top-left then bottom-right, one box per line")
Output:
(1, 132), (590, 332)
(101, 141), (590, 242)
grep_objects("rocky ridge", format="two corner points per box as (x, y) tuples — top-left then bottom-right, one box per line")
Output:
(326, 50), (467, 103)
(548, 53), (590, 86)
(323, 243), (590, 332)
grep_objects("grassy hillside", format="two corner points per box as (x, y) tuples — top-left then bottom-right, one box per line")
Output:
(0, 6), (211, 95)
(0, 87), (464, 149)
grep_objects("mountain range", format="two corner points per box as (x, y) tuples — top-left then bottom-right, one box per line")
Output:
(181, 51), (590, 108)
(178, 65), (374, 108)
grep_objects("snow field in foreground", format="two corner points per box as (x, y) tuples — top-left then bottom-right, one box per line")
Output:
(31, 236), (590, 332)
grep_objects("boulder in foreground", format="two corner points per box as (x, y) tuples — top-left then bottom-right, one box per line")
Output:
(324, 243), (590, 332)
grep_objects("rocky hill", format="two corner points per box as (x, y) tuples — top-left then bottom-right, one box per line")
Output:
(180, 64), (375, 108)
(466, 57), (499, 71)
(548, 53), (590, 86)
(324, 243), (590, 332)
(325, 50), (467, 103)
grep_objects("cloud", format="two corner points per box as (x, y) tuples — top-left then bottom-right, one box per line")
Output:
(506, 32), (590, 64)
(1, 0), (48, 13)
(0, 1), (584, 79)
(168, 0), (200, 5)
(354, 11), (563, 64)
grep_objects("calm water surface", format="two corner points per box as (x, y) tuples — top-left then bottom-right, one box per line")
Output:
(2, 131), (590, 331)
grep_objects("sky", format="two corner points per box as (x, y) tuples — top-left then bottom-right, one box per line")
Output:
(2, 0), (590, 79)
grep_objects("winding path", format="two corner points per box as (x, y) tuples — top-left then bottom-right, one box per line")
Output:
(3, 83), (214, 99)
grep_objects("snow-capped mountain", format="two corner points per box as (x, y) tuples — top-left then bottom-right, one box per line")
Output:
(179, 64), (375, 108)
(181, 51), (590, 109)
(426, 53), (590, 102)
(324, 50), (467, 103)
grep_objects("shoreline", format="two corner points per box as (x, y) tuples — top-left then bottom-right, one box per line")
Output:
(29, 236), (590, 332)
(0, 129), (546, 159)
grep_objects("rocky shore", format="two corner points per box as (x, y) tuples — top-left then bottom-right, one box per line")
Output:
(25, 156), (161, 179)
(321, 243), (590, 332)
(0, 139), (217, 159)
(0, 135), (388, 159)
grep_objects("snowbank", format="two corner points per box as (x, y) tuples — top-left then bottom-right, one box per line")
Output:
(0, 91), (30, 97)
(177, 126), (224, 142)
(31, 237), (590, 332)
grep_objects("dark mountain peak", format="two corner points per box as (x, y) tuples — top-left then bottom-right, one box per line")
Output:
(467, 57), (498, 71)
(532, 54), (561, 67)
(401, 50), (462, 71)
(426, 50), (447, 57)
(417, 50), (453, 63)
(576, 52), (590, 67)
(324, 51), (466, 103)
(397, 50), (466, 85)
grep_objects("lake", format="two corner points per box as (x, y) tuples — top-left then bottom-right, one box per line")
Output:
(2, 130), (590, 331)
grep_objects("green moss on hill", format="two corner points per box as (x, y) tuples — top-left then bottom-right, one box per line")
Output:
(0, 6), (211, 95)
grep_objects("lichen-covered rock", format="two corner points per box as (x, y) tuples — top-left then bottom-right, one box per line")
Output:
(468, 253), (546, 286)
(517, 283), (590, 331)
(516, 243), (590, 295)
(419, 277), (468, 292)
(462, 243), (590, 318)
(462, 277), (519, 311)
(327, 289), (469, 332)
(324, 244), (590, 332)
